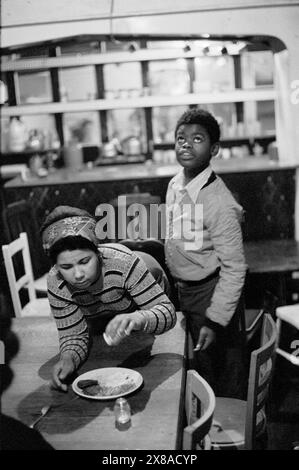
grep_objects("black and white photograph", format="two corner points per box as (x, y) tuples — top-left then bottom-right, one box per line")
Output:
(1, 0), (299, 455)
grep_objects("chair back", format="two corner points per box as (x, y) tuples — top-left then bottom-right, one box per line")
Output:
(118, 238), (179, 308)
(2, 232), (37, 318)
(245, 313), (277, 449)
(105, 192), (163, 241)
(183, 369), (216, 450)
(2, 199), (50, 279)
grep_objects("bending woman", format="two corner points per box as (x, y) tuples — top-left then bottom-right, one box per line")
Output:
(40, 205), (176, 391)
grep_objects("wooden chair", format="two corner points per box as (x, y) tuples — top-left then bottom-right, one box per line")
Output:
(118, 238), (179, 308)
(210, 313), (277, 450)
(105, 191), (163, 241)
(239, 290), (279, 367)
(2, 200), (50, 294)
(241, 308), (265, 343)
(183, 369), (216, 450)
(2, 232), (51, 317)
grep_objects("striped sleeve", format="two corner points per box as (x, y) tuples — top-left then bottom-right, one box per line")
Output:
(47, 277), (90, 368)
(124, 252), (176, 334)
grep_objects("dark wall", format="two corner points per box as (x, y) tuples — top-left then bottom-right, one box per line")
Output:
(1, 167), (296, 317)
(3, 168), (296, 241)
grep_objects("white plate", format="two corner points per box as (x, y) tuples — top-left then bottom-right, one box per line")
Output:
(72, 367), (143, 400)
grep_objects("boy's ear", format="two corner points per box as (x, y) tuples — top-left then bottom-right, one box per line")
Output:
(211, 142), (220, 158)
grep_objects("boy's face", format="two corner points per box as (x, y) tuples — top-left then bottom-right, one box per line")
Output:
(175, 123), (219, 173)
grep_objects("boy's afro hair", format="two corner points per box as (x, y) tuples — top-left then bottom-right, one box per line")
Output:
(175, 108), (220, 144)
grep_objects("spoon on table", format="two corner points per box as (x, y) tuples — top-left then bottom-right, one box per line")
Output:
(29, 396), (80, 429)
(29, 405), (51, 429)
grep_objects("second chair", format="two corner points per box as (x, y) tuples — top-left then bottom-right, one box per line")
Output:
(2, 199), (50, 295)
(210, 313), (277, 450)
(183, 369), (216, 450)
(2, 232), (51, 318)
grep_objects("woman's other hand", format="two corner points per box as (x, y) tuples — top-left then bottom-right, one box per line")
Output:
(51, 355), (77, 392)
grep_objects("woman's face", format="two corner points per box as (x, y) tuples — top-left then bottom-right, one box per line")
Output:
(56, 249), (101, 289)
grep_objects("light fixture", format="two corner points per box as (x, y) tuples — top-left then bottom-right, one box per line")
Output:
(128, 42), (137, 52)
(229, 41), (247, 55)
(202, 46), (210, 55)
(183, 43), (191, 53)
(109, 0), (121, 44)
(221, 46), (228, 55)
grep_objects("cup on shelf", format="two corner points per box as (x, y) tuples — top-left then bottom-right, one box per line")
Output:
(252, 142), (263, 157)
(8, 117), (27, 152)
(237, 122), (245, 137)
(221, 148), (231, 160)
(63, 142), (84, 170)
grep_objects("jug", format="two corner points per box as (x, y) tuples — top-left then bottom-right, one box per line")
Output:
(8, 117), (27, 152)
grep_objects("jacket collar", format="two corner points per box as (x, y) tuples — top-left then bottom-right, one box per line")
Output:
(172, 165), (215, 203)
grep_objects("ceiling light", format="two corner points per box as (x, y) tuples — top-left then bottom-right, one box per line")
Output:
(183, 43), (191, 53)
(128, 43), (137, 52)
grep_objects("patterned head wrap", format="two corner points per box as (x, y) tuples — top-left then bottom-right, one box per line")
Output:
(41, 206), (98, 254)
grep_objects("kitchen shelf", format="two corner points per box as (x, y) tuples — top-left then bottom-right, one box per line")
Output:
(155, 134), (275, 147)
(1, 88), (277, 117)
(1, 39), (278, 165)
(1, 48), (245, 72)
(1, 148), (60, 156)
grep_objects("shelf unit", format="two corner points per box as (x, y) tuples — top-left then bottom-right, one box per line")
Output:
(1, 39), (277, 163)
(0, 47), (254, 71)
(1, 88), (277, 116)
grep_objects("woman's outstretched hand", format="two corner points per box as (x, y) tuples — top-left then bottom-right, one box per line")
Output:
(51, 355), (77, 392)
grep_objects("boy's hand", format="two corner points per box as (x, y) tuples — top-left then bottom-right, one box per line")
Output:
(195, 326), (216, 351)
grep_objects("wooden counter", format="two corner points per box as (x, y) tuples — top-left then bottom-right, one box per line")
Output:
(3, 156), (296, 242)
(4, 156), (298, 188)
(1, 312), (187, 450)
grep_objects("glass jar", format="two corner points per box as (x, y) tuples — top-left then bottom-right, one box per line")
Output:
(114, 397), (132, 431)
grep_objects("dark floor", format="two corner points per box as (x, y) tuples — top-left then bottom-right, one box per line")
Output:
(266, 359), (299, 450)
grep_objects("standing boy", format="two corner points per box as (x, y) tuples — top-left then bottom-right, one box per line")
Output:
(165, 108), (247, 398)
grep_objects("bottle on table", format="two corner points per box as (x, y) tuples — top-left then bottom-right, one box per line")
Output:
(114, 397), (132, 431)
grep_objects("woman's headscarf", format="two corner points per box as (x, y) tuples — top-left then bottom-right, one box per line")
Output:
(41, 205), (99, 255)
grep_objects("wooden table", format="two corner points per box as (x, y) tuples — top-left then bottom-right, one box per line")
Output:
(2, 312), (187, 450)
(244, 240), (299, 274)
(244, 239), (299, 304)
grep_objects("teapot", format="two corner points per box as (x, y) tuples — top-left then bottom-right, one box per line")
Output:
(27, 129), (45, 152)
(121, 136), (142, 156)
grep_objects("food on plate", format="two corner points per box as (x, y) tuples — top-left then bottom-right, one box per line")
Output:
(81, 377), (135, 397)
(77, 379), (98, 389)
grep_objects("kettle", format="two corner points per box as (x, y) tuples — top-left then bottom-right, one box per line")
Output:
(121, 136), (142, 156)
(27, 129), (44, 152)
(101, 141), (118, 158)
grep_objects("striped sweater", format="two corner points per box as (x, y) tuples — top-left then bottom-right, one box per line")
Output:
(47, 243), (176, 367)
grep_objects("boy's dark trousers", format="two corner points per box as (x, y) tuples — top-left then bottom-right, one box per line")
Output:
(178, 273), (247, 399)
